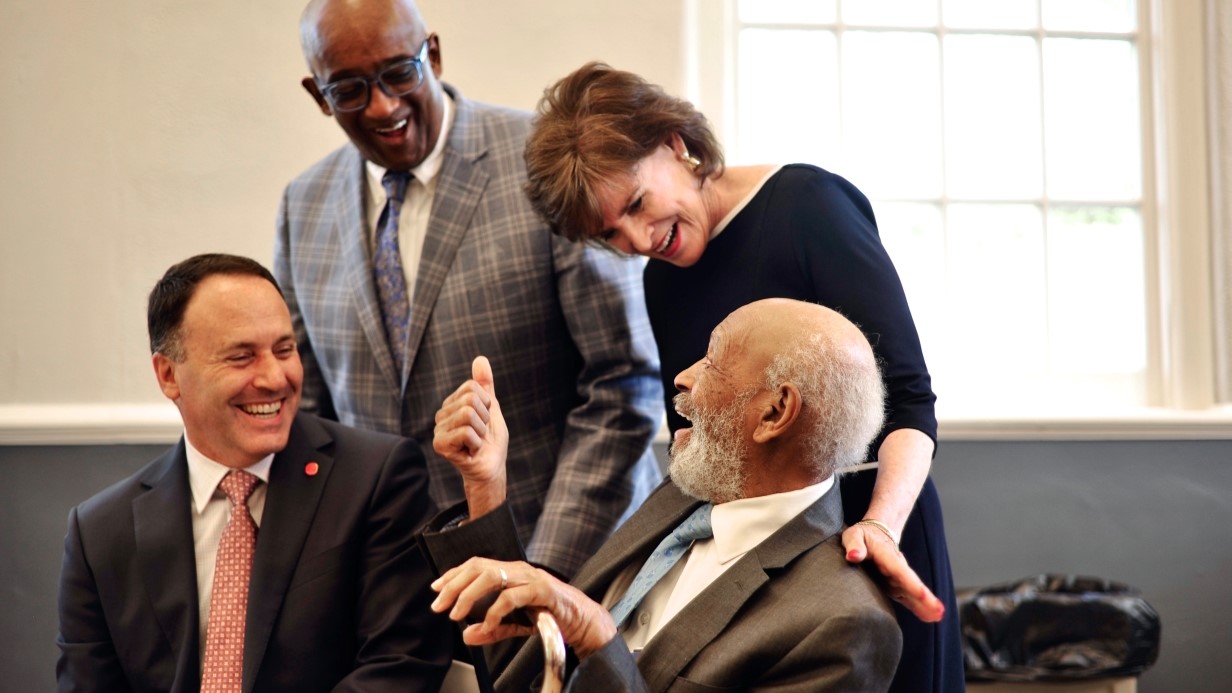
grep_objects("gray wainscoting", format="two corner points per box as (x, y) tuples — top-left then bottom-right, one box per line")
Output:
(5, 439), (1229, 692)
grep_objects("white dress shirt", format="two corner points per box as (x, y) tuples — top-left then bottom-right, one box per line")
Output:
(613, 476), (835, 652)
(364, 92), (456, 294)
(185, 434), (273, 661)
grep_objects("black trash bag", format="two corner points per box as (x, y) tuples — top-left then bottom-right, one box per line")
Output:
(958, 574), (1161, 682)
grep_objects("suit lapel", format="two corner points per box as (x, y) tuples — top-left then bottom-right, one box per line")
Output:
(637, 483), (846, 691)
(132, 441), (201, 689)
(242, 416), (334, 693)
(572, 483), (704, 602)
(334, 148), (403, 389)
(498, 483), (700, 689)
(405, 88), (489, 382)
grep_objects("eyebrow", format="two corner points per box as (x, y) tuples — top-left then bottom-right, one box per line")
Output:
(222, 334), (297, 351)
(323, 54), (418, 82)
(599, 186), (641, 238)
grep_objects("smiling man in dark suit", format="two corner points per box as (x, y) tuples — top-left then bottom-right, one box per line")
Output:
(55, 253), (451, 693)
(425, 298), (929, 692)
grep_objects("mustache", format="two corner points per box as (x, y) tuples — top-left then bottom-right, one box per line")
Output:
(673, 393), (695, 421)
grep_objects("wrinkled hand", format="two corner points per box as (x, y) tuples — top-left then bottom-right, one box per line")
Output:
(843, 524), (945, 622)
(430, 557), (617, 659)
(433, 356), (509, 519)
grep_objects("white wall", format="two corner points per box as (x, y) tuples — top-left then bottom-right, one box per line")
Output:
(0, 0), (684, 440)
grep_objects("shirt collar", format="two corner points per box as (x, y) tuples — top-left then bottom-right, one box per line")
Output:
(365, 90), (455, 187)
(708, 475), (835, 565)
(184, 432), (274, 515)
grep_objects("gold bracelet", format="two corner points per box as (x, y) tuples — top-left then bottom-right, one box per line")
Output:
(856, 519), (899, 547)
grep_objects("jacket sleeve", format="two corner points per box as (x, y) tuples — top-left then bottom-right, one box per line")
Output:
(527, 239), (665, 577)
(566, 636), (651, 693)
(418, 501), (532, 685)
(331, 436), (452, 692)
(56, 507), (134, 693)
(274, 184), (337, 421)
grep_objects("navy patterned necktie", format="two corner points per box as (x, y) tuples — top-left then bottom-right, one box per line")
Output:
(609, 502), (714, 628)
(374, 170), (412, 377)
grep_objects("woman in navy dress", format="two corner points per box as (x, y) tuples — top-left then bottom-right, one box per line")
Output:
(523, 62), (964, 692)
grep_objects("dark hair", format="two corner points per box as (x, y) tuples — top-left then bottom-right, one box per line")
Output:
(148, 253), (281, 360)
(523, 62), (724, 243)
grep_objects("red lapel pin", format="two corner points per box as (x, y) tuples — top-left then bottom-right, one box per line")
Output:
(304, 462), (320, 477)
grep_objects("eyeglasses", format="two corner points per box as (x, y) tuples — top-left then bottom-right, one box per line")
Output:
(317, 40), (430, 113)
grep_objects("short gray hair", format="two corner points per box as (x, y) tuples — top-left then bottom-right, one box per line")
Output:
(762, 331), (885, 476)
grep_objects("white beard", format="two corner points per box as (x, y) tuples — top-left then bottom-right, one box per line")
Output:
(668, 392), (749, 504)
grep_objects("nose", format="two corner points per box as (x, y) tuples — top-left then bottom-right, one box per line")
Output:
(629, 226), (655, 255)
(253, 353), (288, 392)
(613, 220), (655, 256)
(365, 83), (401, 119)
(673, 358), (702, 393)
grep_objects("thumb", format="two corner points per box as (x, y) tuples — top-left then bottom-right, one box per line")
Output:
(472, 355), (496, 396)
(473, 356), (507, 439)
(843, 526), (870, 564)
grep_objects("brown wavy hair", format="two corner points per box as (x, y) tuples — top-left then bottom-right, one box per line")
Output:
(523, 62), (724, 244)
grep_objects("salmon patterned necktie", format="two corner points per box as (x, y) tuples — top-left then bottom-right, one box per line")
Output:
(200, 470), (259, 693)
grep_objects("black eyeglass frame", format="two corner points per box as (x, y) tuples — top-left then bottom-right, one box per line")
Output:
(316, 39), (431, 113)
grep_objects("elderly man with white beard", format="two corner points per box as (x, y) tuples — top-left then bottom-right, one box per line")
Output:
(421, 298), (943, 692)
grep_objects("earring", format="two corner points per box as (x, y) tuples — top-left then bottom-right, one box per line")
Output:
(680, 148), (701, 170)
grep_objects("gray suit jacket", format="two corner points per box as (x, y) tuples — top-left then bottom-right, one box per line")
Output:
(422, 480), (902, 692)
(274, 85), (664, 577)
(56, 414), (452, 693)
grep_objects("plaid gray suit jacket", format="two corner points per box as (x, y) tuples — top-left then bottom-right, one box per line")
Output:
(273, 85), (664, 578)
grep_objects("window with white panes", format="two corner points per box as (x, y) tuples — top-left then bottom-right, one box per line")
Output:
(694, 0), (1172, 417)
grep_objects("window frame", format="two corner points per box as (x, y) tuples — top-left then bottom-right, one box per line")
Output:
(683, 0), (1232, 440)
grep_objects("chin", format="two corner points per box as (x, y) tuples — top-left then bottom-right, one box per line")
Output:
(247, 432), (290, 460)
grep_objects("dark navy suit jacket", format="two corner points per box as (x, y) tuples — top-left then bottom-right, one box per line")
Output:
(56, 413), (452, 692)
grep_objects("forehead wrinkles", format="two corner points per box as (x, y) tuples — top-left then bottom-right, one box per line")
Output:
(315, 28), (415, 75)
(597, 175), (631, 212)
(708, 321), (746, 370)
(711, 312), (773, 381)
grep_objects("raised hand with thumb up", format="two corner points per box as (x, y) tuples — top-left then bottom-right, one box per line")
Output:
(433, 356), (509, 519)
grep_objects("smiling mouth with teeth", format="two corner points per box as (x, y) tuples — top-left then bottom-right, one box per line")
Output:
(374, 118), (408, 135)
(240, 401), (282, 418)
(656, 223), (679, 255)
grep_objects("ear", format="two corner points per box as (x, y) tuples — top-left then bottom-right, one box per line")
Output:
(302, 77), (334, 116)
(427, 33), (443, 78)
(152, 352), (182, 402)
(752, 382), (802, 444)
(667, 131), (687, 157)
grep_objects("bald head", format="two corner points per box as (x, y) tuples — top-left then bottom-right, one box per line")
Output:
(724, 299), (871, 366)
(300, 0), (426, 71)
(731, 298), (885, 474)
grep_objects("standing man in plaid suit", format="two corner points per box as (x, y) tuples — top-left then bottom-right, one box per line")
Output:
(275, 0), (663, 579)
